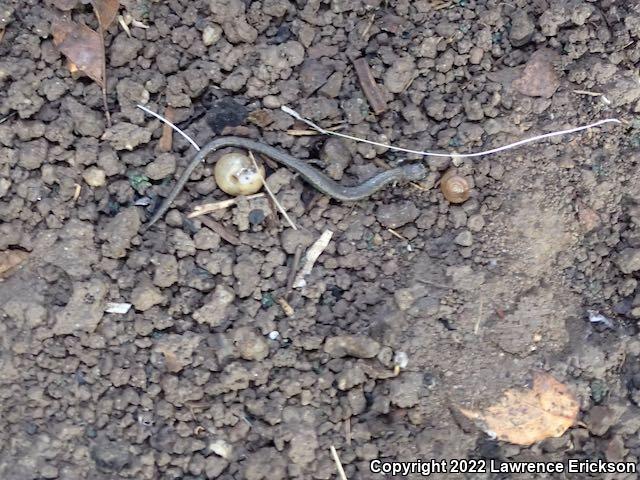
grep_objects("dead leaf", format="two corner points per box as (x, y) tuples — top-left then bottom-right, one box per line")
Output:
(0, 250), (29, 279)
(0, 28), (4, 43)
(459, 371), (579, 446)
(52, 20), (104, 87)
(91, 0), (119, 31)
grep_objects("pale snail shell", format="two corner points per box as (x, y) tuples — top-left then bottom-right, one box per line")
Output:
(214, 151), (265, 196)
(440, 169), (471, 204)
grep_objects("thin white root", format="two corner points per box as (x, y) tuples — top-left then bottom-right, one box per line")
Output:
(248, 151), (297, 231)
(330, 445), (348, 480)
(293, 229), (333, 288)
(188, 193), (266, 218)
(281, 105), (622, 159)
(137, 104), (201, 151)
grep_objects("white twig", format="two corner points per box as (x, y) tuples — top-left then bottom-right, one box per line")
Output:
(330, 445), (348, 480)
(281, 105), (622, 159)
(188, 193), (266, 218)
(137, 104), (201, 151)
(248, 151), (297, 230)
(293, 229), (333, 288)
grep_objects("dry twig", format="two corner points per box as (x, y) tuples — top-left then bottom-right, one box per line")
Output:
(188, 193), (266, 218)
(330, 446), (348, 480)
(353, 57), (387, 115)
(248, 151), (297, 230)
(199, 216), (241, 246)
(293, 230), (333, 288)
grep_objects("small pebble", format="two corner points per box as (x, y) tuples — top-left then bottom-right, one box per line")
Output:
(83, 167), (106, 187)
(454, 230), (473, 247)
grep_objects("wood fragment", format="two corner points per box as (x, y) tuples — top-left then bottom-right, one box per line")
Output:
(188, 193), (266, 218)
(353, 57), (387, 115)
(248, 151), (297, 230)
(330, 446), (348, 480)
(73, 183), (82, 201)
(198, 216), (241, 245)
(293, 230), (333, 288)
(0, 250), (29, 280)
(286, 129), (320, 136)
(117, 14), (131, 37)
(572, 89), (603, 97)
(277, 297), (294, 317)
(158, 106), (176, 152)
(0, 28), (5, 43)
(345, 418), (351, 446)
(387, 228), (407, 241)
(286, 244), (303, 294)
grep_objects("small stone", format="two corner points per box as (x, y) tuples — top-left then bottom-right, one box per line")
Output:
(469, 47), (484, 65)
(145, 154), (176, 180)
(131, 282), (165, 311)
(53, 279), (107, 335)
(512, 49), (560, 99)
(383, 57), (416, 94)
(376, 201), (420, 229)
(467, 214), (485, 232)
(509, 10), (535, 47)
(336, 365), (366, 390)
(193, 285), (235, 327)
(324, 335), (381, 359)
(394, 284), (429, 310)
(454, 230), (473, 247)
(205, 454), (230, 477)
(40, 465), (59, 479)
(102, 122), (151, 150)
(615, 248), (640, 274)
(248, 209), (265, 226)
(83, 166), (106, 187)
(91, 439), (132, 472)
(18, 138), (48, 170)
(203, 24), (222, 46)
(585, 405), (623, 436)
(233, 327), (269, 361)
(388, 372), (423, 407)
(154, 332), (203, 372)
(280, 228), (315, 254)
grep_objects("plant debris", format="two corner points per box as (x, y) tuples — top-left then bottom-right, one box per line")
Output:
(459, 372), (579, 446)
(105, 302), (132, 314)
(293, 230), (333, 288)
(158, 106), (176, 152)
(0, 249), (29, 279)
(353, 57), (387, 115)
(51, 0), (119, 126)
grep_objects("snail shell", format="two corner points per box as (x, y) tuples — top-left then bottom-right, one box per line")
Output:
(214, 151), (265, 196)
(440, 169), (470, 204)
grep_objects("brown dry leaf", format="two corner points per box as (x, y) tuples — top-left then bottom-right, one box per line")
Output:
(459, 371), (579, 446)
(52, 20), (104, 87)
(0, 250), (29, 279)
(92, 0), (119, 30)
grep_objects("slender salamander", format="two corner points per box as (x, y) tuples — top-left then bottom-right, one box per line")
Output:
(145, 136), (427, 229)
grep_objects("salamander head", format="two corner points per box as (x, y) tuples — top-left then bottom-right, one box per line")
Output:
(402, 163), (427, 182)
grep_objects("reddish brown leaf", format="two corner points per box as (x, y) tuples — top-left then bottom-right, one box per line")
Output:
(52, 19), (104, 87)
(91, 0), (119, 30)
(0, 250), (29, 279)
